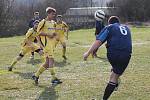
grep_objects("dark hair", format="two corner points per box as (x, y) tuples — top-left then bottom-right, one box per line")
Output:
(108, 16), (120, 24)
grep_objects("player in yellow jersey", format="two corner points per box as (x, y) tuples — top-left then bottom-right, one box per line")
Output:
(29, 12), (41, 60)
(32, 7), (62, 85)
(55, 15), (69, 60)
(8, 20), (43, 71)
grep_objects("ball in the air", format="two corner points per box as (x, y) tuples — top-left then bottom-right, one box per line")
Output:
(94, 10), (105, 21)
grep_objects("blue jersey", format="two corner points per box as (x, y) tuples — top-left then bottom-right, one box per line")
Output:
(96, 23), (132, 54)
(95, 20), (105, 35)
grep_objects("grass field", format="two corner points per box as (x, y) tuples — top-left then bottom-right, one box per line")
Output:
(0, 27), (150, 100)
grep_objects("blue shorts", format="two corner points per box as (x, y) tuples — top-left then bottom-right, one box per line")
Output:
(107, 53), (131, 75)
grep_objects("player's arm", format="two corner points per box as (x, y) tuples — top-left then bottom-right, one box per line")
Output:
(83, 28), (109, 60)
(36, 19), (52, 36)
(38, 32), (54, 38)
(37, 25), (56, 38)
(36, 36), (44, 49)
(23, 29), (33, 45)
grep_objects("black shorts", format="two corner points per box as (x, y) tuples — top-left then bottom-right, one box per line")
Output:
(107, 53), (131, 75)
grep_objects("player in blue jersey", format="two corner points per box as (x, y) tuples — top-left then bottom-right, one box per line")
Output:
(92, 20), (105, 57)
(83, 16), (132, 100)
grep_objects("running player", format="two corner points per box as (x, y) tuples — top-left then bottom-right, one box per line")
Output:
(55, 15), (69, 60)
(8, 20), (43, 71)
(29, 12), (41, 60)
(32, 7), (62, 85)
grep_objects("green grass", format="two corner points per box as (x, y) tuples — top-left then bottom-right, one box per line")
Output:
(0, 27), (150, 100)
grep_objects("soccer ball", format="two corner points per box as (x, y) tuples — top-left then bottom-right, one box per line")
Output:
(94, 10), (105, 21)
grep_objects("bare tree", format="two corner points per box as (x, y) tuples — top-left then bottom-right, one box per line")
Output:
(107, 0), (150, 21)
(0, 0), (75, 37)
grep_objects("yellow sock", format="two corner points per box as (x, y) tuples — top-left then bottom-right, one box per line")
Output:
(35, 65), (46, 77)
(49, 67), (57, 80)
(10, 59), (18, 68)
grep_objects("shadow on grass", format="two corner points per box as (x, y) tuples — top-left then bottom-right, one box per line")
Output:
(26, 59), (42, 65)
(37, 84), (58, 100)
(13, 71), (33, 79)
(55, 60), (71, 67)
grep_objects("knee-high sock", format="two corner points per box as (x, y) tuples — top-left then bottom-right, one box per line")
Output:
(10, 58), (19, 68)
(49, 67), (57, 80)
(35, 65), (46, 77)
(103, 82), (117, 100)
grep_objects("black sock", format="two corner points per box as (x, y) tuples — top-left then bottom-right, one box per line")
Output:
(31, 52), (34, 56)
(103, 82), (117, 100)
(116, 83), (118, 88)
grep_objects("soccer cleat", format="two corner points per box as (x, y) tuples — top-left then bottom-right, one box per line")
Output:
(32, 75), (39, 85)
(8, 66), (13, 71)
(62, 55), (67, 60)
(51, 78), (62, 85)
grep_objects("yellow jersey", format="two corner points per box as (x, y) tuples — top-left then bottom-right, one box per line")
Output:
(55, 21), (69, 36)
(21, 28), (37, 46)
(37, 19), (56, 47)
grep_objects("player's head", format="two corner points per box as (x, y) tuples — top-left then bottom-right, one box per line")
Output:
(57, 15), (62, 22)
(108, 16), (120, 24)
(46, 7), (56, 20)
(33, 20), (39, 29)
(34, 12), (39, 19)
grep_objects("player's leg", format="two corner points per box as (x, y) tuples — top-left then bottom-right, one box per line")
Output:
(31, 43), (44, 60)
(8, 46), (28, 72)
(61, 41), (67, 60)
(58, 36), (67, 60)
(103, 53), (131, 100)
(48, 57), (62, 84)
(30, 38), (38, 60)
(32, 57), (48, 85)
(103, 72), (120, 100)
(8, 53), (24, 71)
(32, 57), (62, 85)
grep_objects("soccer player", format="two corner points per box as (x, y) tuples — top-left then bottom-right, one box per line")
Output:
(83, 16), (132, 100)
(92, 18), (105, 58)
(55, 15), (69, 60)
(32, 7), (62, 85)
(29, 12), (41, 28)
(8, 20), (43, 71)
(29, 12), (41, 60)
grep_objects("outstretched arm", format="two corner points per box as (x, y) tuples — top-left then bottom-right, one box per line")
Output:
(83, 40), (102, 60)
(83, 27), (109, 60)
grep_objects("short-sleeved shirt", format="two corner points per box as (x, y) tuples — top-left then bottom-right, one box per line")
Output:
(37, 19), (56, 47)
(96, 23), (132, 54)
(55, 21), (69, 36)
(21, 28), (37, 46)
